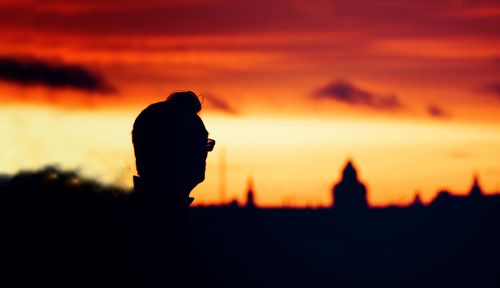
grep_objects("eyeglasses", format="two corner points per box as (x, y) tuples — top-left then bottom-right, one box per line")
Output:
(207, 138), (216, 152)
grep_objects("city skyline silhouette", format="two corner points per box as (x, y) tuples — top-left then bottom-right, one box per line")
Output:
(0, 158), (497, 210)
(1, 1), (499, 207)
(0, 1), (499, 287)
(1, 160), (499, 287)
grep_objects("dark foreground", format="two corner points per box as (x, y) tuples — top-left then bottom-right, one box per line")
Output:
(191, 206), (500, 288)
(0, 169), (499, 287)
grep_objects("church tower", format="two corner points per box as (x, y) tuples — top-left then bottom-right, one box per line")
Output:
(469, 173), (483, 199)
(332, 160), (368, 211)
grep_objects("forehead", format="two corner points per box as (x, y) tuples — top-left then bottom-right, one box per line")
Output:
(175, 114), (208, 139)
(194, 115), (208, 136)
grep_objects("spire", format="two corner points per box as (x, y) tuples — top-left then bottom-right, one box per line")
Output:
(469, 172), (483, 198)
(473, 173), (479, 186)
(342, 160), (358, 182)
(247, 176), (254, 192)
(245, 176), (256, 208)
(411, 192), (424, 208)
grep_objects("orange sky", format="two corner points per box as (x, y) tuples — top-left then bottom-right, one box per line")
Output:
(0, 0), (499, 207)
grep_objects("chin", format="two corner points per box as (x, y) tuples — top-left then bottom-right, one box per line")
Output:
(197, 173), (205, 184)
(188, 173), (205, 190)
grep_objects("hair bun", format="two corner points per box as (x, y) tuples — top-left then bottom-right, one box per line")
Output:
(166, 91), (202, 114)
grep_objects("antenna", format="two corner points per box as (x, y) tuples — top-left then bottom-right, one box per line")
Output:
(219, 147), (227, 205)
(245, 175), (256, 208)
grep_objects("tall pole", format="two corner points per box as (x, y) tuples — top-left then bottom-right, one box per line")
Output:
(219, 147), (226, 205)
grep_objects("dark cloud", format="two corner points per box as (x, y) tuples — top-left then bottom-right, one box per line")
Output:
(427, 104), (450, 118)
(314, 80), (402, 110)
(0, 0), (498, 38)
(482, 82), (500, 99)
(0, 56), (114, 93)
(203, 93), (238, 114)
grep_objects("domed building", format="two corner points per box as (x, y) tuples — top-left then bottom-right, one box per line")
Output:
(469, 173), (483, 199)
(332, 160), (368, 211)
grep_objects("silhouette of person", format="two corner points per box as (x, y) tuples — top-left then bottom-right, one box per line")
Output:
(128, 91), (215, 287)
(132, 90), (215, 209)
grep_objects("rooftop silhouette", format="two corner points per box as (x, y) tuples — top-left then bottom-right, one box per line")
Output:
(331, 160), (368, 211)
(0, 160), (499, 287)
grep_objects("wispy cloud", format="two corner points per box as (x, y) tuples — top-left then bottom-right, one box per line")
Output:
(314, 80), (402, 110)
(427, 104), (450, 118)
(0, 56), (114, 93)
(203, 93), (238, 114)
(450, 150), (476, 159)
(481, 82), (500, 99)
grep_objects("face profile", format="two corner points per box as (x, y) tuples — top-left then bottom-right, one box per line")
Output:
(132, 91), (214, 207)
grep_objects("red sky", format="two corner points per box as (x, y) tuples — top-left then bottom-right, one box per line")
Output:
(0, 0), (499, 207)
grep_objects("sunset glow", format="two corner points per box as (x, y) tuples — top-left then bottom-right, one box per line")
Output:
(1, 0), (499, 207)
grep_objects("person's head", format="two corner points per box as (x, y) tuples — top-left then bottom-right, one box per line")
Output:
(132, 91), (214, 200)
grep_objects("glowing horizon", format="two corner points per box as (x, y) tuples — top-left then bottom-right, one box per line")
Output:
(1, 103), (499, 208)
(0, 0), (499, 207)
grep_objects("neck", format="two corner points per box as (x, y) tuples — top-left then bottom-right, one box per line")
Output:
(133, 175), (194, 208)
